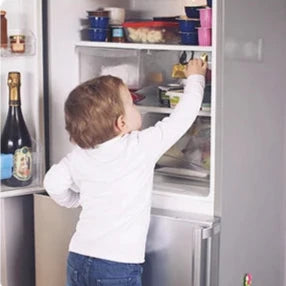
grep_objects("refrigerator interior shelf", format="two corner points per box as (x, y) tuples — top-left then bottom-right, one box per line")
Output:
(137, 105), (211, 116)
(135, 85), (211, 116)
(153, 173), (209, 197)
(156, 167), (209, 179)
(0, 186), (45, 199)
(76, 41), (213, 52)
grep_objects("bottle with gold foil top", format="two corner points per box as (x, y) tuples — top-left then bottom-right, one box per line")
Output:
(1, 72), (33, 187)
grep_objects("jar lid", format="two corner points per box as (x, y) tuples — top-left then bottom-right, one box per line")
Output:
(0, 10), (6, 16)
(9, 35), (26, 40)
(87, 10), (109, 17)
(122, 21), (179, 28)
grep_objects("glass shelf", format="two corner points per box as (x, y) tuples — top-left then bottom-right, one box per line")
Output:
(1, 138), (43, 194)
(76, 41), (213, 52)
(0, 186), (45, 198)
(137, 105), (210, 116)
(135, 85), (211, 116)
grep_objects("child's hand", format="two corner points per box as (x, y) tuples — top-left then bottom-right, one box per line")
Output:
(184, 59), (207, 78)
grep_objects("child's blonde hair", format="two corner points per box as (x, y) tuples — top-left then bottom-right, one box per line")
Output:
(64, 75), (125, 148)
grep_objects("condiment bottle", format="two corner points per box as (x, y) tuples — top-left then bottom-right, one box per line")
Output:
(0, 10), (8, 48)
(111, 25), (125, 43)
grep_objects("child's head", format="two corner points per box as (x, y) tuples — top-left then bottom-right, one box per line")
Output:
(64, 75), (142, 149)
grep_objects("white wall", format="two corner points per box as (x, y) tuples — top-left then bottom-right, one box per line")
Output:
(219, 0), (286, 285)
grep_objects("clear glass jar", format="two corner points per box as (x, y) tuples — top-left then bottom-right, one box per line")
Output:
(10, 35), (26, 53)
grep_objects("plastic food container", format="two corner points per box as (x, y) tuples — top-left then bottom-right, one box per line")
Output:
(158, 84), (183, 107)
(199, 8), (212, 28)
(104, 7), (125, 25)
(88, 28), (108, 41)
(197, 27), (211, 46)
(88, 16), (109, 29)
(180, 32), (198, 45)
(166, 90), (183, 108)
(178, 17), (200, 32)
(122, 21), (179, 44)
(184, 6), (204, 18)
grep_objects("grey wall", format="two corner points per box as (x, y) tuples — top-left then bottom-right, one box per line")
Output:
(284, 101), (286, 285)
(219, 0), (286, 285)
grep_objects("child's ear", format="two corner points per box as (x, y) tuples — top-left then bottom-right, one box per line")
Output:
(115, 115), (126, 133)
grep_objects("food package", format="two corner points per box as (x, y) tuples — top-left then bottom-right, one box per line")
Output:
(171, 63), (186, 78)
(122, 21), (179, 44)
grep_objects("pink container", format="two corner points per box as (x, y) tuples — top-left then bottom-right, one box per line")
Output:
(198, 27), (212, 46)
(199, 8), (212, 28)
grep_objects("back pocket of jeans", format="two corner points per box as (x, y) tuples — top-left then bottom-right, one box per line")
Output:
(97, 277), (131, 286)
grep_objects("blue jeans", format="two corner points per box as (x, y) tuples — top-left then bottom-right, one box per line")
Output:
(67, 252), (143, 286)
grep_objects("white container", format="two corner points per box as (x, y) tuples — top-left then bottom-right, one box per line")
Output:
(104, 7), (125, 25)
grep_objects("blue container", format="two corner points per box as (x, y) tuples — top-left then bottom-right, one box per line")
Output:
(178, 19), (200, 32)
(88, 16), (109, 29)
(88, 28), (108, 41)
(1, 154), (13, 180)
(180, 32), (198, 45)
(184, 6), (204, 18)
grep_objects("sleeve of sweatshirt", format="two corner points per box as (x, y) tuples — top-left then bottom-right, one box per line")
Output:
(138, 74), (205, 163)
(43, 155), (80, 208)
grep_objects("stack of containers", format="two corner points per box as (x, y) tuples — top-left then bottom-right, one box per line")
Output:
(197, 7), (212, 46)
(87, 10), (109, 42)
(178, 17), (200, 45)
(182, 0), (212, 46)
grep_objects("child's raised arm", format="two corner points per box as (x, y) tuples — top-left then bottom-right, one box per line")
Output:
(138, 59), (207, 164)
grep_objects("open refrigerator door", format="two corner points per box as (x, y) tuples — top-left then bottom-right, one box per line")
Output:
(0, 0), (45, 196)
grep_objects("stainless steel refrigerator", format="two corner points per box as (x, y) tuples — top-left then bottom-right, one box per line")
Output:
(33, 194), (220, 286)
(1, 0), (285, 285)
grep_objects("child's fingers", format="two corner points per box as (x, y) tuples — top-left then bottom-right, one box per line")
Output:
(202, 60), (208, 70)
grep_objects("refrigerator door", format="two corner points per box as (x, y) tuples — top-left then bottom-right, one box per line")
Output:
(143, 209), (220, 286)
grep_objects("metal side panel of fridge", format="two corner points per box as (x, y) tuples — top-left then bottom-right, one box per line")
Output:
(34, 194), (220, 286)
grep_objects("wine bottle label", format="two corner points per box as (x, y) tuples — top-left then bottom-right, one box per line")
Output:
(13, 146), (32, 181)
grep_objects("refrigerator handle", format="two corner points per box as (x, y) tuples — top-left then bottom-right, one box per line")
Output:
(203, 223), (221, 286)
(192, 228), (203, 286)
(202, 223), (221, 239)
(194, 223), (221, 286)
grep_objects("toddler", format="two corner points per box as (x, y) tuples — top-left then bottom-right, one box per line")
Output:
(44, 58), (207, 286)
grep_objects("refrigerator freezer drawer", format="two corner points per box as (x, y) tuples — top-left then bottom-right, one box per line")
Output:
(143, 209), (220, 286)
(34, 194), (220, 286)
